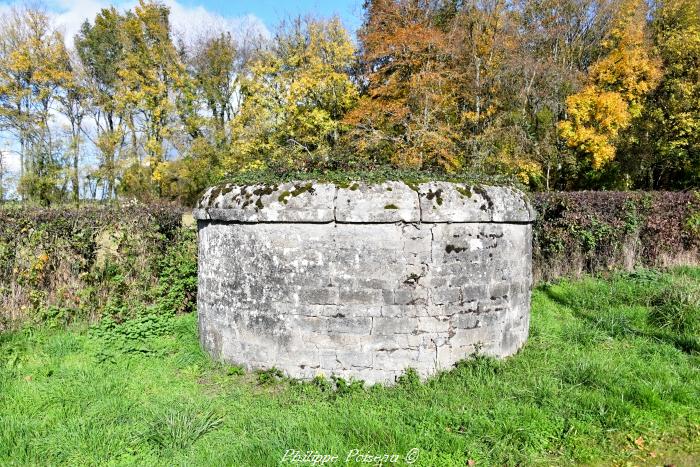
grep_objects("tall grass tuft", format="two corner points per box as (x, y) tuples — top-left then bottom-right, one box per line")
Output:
(648, 280), (700, 335)
(146, 405), (223, 450)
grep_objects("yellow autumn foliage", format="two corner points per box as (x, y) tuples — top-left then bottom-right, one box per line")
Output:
(559, 87), (631, 168)
(559, 0), (661, 169)
(226, 17), (358, 172)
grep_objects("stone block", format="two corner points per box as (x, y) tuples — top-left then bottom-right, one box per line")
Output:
(335, 181), (420, 223)
(418, 182), (492, 222)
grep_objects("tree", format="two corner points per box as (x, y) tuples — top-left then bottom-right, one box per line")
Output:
(637, 0), (700, 188)
(153, 29), (258, 204)
(116, 0), (188, 198)
(345, 0), (460, 170)
(0, 6), (72, 204)
(559, 0), (661, 175)
(75, 6), (127, 200)
(55, 51), (88, 204)
(227, 17), (358, 173)
(189, 32), (240, 138)
(345, 0), (541, 178)
(501, 0), (616, 189)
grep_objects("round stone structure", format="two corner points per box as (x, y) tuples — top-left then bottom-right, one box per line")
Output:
(193, 181), (535, 385)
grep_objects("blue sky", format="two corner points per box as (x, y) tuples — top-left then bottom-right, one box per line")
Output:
(0, 0), (364, 41)
(178, 0), (364, 32)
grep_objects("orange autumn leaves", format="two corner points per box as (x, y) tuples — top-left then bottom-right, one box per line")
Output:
(348, 0), (690, 184)
(2, 0), (697, 204)
(344, 0), (508, 173)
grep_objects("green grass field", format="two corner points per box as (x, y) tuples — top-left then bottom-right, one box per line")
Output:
(1, 268), (699, 466)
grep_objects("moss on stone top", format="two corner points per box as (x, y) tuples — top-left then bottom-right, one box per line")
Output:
(455, 185), (473, 198)
(219, 168), (520, 189)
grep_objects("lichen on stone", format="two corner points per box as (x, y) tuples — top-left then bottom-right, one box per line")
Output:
(473, 185), (494, 211)
(405, 182), (420, 193)
(278, 191), (291, 204)
(252, 185), (277, 197)
(426, 188), (444, 206)
(291, 183), (315, 197)
(455, 185), (472, 198)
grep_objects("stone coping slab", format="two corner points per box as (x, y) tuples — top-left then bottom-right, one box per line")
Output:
(194, 181), (535, 224)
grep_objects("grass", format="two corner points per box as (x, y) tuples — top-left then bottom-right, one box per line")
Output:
(1, 268), (699, 466)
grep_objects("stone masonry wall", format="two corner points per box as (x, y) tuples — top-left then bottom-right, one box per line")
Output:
(193, 181), (535, 385)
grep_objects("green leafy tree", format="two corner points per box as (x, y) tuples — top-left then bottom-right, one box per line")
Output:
(75, 7), (127, 200)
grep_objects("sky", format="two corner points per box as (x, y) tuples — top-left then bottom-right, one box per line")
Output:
(176, 0), (364, 31)
(0, 0), (364, 44)
(0, 0), (364, 189)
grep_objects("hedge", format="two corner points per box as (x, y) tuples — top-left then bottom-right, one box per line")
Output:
(2, 191), (699, 329)
(532, 191), (700, 282)
(0, 204), (187, 331)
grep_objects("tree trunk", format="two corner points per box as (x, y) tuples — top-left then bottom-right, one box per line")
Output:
(72, 134), (80, 206)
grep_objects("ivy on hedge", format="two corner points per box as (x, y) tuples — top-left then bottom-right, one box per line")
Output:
(532, 191), (700, 281)
(2, 191), (699, 329)
(0, 204), (186, 330)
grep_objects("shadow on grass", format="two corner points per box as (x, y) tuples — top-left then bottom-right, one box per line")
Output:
(542, 284), (700, 354)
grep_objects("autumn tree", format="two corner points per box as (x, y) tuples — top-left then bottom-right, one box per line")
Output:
(559, 0), (661, 180)
(447, 0), (539, 181)
(154, 22), (268, 203)
(55, 51), (88, 204)
(0, 6), (72, 204)
(190, 32), (240, 138)
(346, 0), (542, 179)
(345, 0), (461, 170)
(0, 0), (698, 201)
(636, 0), (700, 188)
(157, 31), (244, 203)
(75, 7), (127, 200)
(116, 0), (189, 198)
(227, 17), (357, 173)
(495, 0), (616, 189)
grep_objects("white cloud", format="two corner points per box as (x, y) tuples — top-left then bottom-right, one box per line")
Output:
(52, 0), (114, 44)
(3, 152), (20, 173)
(164, 1), (270, 45)
(1, 0), (270, 47)
(0, 142), (21, 174)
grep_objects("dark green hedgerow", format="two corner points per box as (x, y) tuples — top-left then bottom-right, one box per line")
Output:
(3, 190), (700, 330)
(532, 191), (700, 281)
(0, 204), (188, 330)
